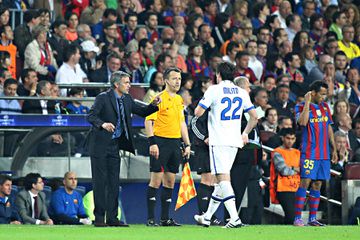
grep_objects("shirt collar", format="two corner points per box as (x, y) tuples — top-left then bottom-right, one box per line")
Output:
(28, 190), (37, 198)
(0, 196), (8, 204)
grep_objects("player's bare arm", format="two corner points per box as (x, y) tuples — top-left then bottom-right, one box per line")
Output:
(298, 91), (311, 126)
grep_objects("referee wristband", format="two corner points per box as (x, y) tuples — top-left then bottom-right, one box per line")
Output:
(148, 136), (156, 146)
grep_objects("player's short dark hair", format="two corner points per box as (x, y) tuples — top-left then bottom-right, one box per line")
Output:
(0, 174), (12, 185)
(24, 173), (42, 191)
(216, 62), (236, 81)
(309, 80), (328, 93)
(163, 67), (181, 80)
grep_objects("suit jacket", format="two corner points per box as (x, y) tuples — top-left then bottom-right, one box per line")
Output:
(15, 190), (50, 224)
(349, 130), (360, 153)
(87, 89), (158, 155)
(22, 99), (56, 114)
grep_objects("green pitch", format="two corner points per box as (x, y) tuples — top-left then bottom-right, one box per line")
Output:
(0, 225), (359, 240)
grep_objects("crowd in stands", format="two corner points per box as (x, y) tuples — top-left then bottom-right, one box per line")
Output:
(0, 0), (359, 225)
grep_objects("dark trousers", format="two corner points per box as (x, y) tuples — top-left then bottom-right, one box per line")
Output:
(224, 148), (253, 221)
(90, 138), (121, 223)
(277, 191), (296, 224)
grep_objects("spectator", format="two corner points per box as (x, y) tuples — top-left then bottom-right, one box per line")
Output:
(246, 40), (263, 82)
(334, 51), (348, 83)
(121, 51), (143, 83)
(145, 12), (160, 44)
(350, 118), (360, 155)
(323, 38), (339, 58)
(15, 173), (53, 225)
(329, 11), (348, 41)
(13, 10), (40, 61)
(56, 44), (88, 96)
(285, 14), (302, 42)
(269, 28), (288, 54)
(16, 69), (37, 97)
(269, 84), (295, 119)
(184, 13), (203, 46)
(252, 87), (270, 119)
(271, 128), (300, 224)
(239, 20), (256, 48)
(143, 71), (164, 103)
(91, 8), (119, 42)
(220, 26), (243, 57)
(125, 27), (147, 53)
(0, 25), (17, 79)
(222, 41), (239, 66)
(65, 12), (79, 42)
(264, 15), (281, 33)
(122, 13), (138, 45)
(0, 78), (21, 114)
(24, 25), (58, 81)
(333, 99), (350, 124)
(338, 25), (360, 60)
(61, 0), (89, 18)
(347, 67), (360, 105)
(292, 31), (310, 54)
(257, 26), (271, 45)
(50, 172), (91, 225)
(261, 108), (279, 133)
(198, 24), (218, 61)
(117, 0), (137, 24)
(173, 26), (188, 59)
(273, 0), (292, 29)
(332, 131), (350, 174)
(138, 0), (164, 25)
(79, 40), (100, 76)
(48, 20), (70, 67)
(285, 52), (304, 83)
(80, 0), (106, 26)
(263, 75), (277, 97)
(232, 0), (249, 27)
(162, 0), (186, 26)
(300, 0), (316, 31)
(234, 51), (257, 84)
(138, 39), (155, 74)
(0, 7), (9, 28)
(0, 175), (21, 224)
(309, 14), (326, 44)
(265, 53), (286, 79)
(267, 116), (295, 148)
(343, 3), (360, 27)
(143, 53), (173, 84)
(186, 42), (209, 80)
(335, 113), (353, 150)
(73, 24), (93, 46)
(212, 12), (231, 48)
(99, 20), (121, 50)
(38, 8), (51, 30)
(300, 44), (317, 76)
(251, 2), (270, 30)
(202, 0), (217, 27)
(307, 54), (332, 84)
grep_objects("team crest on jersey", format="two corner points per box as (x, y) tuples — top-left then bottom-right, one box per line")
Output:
(316, 110), (322, 116)
(305, 170), (310, 175)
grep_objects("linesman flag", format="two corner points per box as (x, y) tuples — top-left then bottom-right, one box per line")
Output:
(175, 162), (197, 210)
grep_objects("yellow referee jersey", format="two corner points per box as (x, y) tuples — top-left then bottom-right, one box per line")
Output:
(145, 90), (185, 138)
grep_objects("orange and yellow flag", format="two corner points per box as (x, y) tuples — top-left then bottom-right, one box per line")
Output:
(175, 162), (197, 210)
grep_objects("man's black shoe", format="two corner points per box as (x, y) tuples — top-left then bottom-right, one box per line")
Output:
(159, 218), (181, 226)
(146, 219), (159, 227)
(107, 221), (129, 227)
(94, 222), (108, 227)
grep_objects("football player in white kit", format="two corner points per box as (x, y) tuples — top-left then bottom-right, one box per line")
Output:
(194, 62), (258, 228)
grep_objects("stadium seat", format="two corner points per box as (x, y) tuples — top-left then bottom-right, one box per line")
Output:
(345, 163), (360, 179)
(260, 130), (276, 145)
(43, 185), (52, 208)
(129, 86), (146, 100)
(75, 186), (86, 197)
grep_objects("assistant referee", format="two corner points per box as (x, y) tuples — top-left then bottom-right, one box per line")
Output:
(145, 67), (191, 227)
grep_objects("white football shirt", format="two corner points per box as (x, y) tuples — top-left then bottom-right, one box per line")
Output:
(198, 80), (254, 148)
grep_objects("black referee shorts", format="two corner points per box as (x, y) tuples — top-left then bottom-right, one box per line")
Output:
(150, 136), (182, 174)
(193, 145), (211, 175)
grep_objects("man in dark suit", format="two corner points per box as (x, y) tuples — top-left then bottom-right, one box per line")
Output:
(88, 52), (122, 96)
(350, 118), (360, 157)
(22, 80), (56, 114)
(15, 173), (53, 225)
(87, 71), (160, 227)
